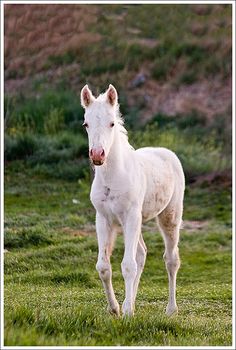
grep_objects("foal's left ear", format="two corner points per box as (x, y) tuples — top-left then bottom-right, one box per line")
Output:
(106, 84), (118, 106)
(81, 84), (95, 108)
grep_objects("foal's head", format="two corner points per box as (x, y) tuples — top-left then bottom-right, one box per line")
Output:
(81, 84), (119, 166)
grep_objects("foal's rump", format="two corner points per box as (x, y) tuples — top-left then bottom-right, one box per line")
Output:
(135, 147), (185, 221)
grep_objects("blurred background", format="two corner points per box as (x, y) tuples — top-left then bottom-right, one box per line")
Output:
(4, 3), (232, 184)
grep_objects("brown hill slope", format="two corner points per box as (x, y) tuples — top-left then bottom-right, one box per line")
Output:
(4, 4), (232, 122)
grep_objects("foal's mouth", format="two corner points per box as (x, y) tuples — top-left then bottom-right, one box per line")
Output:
(92, 160), (105, 166)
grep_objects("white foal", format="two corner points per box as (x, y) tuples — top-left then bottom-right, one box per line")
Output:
(81, 84), (185, 317)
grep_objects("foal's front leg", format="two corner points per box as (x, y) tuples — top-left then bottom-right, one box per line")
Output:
(121, 209), (142, 316)
(96, 212), (119, 316)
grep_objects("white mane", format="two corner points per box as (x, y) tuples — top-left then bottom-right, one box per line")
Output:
(115, 105), (130, 144)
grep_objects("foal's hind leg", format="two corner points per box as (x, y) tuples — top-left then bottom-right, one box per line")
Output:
(157, 205), (182, 316)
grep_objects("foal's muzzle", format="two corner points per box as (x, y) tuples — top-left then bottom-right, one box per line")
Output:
(90, 148), (105, 166)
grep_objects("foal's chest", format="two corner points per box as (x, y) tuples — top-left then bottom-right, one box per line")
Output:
(90, 184), (134, 220)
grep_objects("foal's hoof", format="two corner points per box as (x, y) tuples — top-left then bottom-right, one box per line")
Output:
(122, 311), (134, 318)
(165, 304), (178, 317)
(108, 303), (120, 317)
(122, 301), (134, 317)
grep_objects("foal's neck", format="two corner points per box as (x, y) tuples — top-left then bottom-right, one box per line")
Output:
(95, 126), (132, 183)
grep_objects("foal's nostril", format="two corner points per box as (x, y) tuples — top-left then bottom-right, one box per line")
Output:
(90, 148), (105, 162)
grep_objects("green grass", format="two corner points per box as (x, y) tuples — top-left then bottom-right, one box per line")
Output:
(4, 170), (232, 346)
(5, 117), (231, 182)
(130, 124), (230, 181)
(5, 88), (84, 135)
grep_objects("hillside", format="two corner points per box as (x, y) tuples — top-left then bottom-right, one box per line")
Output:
(4, 3), (232, 123)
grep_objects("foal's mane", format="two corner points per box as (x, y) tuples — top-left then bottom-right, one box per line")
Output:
(115, 104), (129, 144)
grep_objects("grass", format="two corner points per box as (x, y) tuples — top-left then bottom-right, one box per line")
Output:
(131, 124), (230, 181)
(4, 168), (232, 346)
(4, 88), (84, 134)
(4, 106), (231, 182)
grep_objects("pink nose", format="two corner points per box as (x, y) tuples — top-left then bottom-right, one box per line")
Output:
(90, 148), (105, 165)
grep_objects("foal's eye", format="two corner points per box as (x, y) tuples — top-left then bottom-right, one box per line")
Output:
(83, 122), (89, 128)
(110, 122), (115, 128)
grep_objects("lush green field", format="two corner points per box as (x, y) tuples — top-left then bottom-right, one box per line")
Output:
(4, 167), (232, 346)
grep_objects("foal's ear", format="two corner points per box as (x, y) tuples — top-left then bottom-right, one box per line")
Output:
(81, 85), (95, 108)
(106, 84), (118, 106)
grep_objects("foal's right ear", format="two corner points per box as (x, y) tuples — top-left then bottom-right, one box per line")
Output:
(81, 85), (95, 108)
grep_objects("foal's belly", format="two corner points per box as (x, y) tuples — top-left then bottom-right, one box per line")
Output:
(141, 161), (175, 222)
(142, 187), (173, 222)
